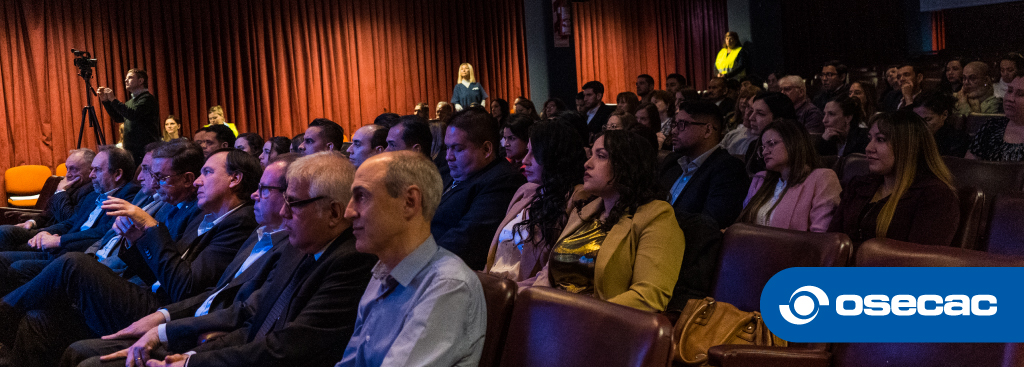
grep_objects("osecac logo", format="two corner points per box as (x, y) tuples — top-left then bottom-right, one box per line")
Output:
(779, 287), (997, 325)
(779, 286), (829, 325)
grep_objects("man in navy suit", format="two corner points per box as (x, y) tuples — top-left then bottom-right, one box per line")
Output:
(0, 146), (259, 367)
(433, 108), (525, 270)
(581, 80), (617, 137)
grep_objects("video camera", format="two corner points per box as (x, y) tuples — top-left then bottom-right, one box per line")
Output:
(71, 49), (97, 80)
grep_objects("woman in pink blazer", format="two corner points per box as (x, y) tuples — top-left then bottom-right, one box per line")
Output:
(485, 120), (588, 286)
(738, 119), (841, 232)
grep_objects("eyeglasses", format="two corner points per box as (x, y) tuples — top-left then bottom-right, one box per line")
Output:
(151, 171), (186, 186)
(284, 196), (327, 210)
(673, 119), (710, 130)
(757, 139), (780, 158)
(257, 184), (286, 198)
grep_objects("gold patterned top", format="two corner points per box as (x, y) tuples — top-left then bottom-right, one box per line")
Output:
(549, 219), (607, 295)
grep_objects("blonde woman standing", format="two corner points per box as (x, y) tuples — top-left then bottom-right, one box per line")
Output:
(451, 63), (489, 111)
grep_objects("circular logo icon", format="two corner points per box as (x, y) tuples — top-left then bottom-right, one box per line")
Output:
(779, 286), (829, 325)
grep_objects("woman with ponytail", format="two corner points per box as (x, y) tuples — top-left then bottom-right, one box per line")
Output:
(827, 110), (960, 246)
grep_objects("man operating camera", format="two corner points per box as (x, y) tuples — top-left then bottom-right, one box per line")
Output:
(97, 69), (161, 167)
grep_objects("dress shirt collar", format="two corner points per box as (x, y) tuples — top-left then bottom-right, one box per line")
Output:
(312, 234), (338, 261)
(370, 235), (438, 287)
(586, 104), (600, 118)
(677, 146), (716, 172)
(255, 225), (287, 242)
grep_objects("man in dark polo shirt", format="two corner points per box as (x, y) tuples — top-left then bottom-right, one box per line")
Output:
(98, 69), (161, 166)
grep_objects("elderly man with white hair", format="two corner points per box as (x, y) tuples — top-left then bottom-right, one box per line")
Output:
(779, 75), (825, 134)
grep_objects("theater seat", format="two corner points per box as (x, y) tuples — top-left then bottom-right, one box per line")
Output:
(476, 272), (517, 367)
(56, 163), (67, 177)
(832, 153), (870, 189)
(984, 192), (1024, 257)
(498, 287), (673, 367)
(4, 165), (52, 207)
(941, 156), (1024, 197)
(705, 223), (851, 367)
(0, 175), (62, 226)
(964, 113), (1004, 136)
(830, 238), (1024, 367)
(951, 186), (984, 250)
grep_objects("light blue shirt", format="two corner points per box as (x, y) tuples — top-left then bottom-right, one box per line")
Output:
(668, 147), (716, 205)
(337, 236), (486, 367)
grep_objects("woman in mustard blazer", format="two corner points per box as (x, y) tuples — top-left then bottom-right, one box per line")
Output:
(534, 130), (685, 312)
(484, 120), (588, 286)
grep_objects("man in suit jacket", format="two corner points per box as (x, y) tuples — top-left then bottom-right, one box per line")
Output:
(581, 80), (617, 136)
(60, 154), (303, 367)
(0, 146), (259, 367)
(0, 148), (95, 249)
(98, 69), (161, 166)
(83, 152), (374, 367)
(433, 109), (525, 270)
(660, 102), (749, 230)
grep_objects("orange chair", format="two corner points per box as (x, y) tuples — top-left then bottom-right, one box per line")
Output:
(56, 163), (67, 177)
(5, 165), (53, 207)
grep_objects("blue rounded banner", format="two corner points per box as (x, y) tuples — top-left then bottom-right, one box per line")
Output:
(760, 267), (1024, 342)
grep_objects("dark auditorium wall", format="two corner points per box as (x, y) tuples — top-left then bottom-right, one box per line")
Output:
(942, 1), (1024, 60)
(0, 0), (529, 192)
(571, 0), (728, 99)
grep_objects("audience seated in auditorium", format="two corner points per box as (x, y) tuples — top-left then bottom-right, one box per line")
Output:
(432, 108), (526, 270)
(234, 133), (263, 157)
(883, 64), (927, 112)
(812, 60), (850, 110)
(765, 71), (782, 93)
(413, 102), (430, 120)
(816, 96), (870, 157)
(745, 92), (797, 175)
(828, 110), (960, 246)
(661, 101), (749, 229)
(666, 73), (688, 95)
(162, 115), (181, 142)
(955, 61), (1003, 115)
(720, 85), (762, 155)
(435, 101), (454, 123)
(485, 120), (587, 286)
(941, 57), (965, 94)
(615, 91), (640, 115)
(0, 149), (94, 250)
(575, 92), (586, 114)
(581, 81), (616, 136)
(428, 120), (447, 161)
(636, 74), (654, 104)
(373, 113), (401, 129)
(299, 118), (345, 155)
(194, 125), (235, 158)
(779, 75), (825, 134)
(205, 105), (238, 137)
(704, 77), (736, 115)
(346, 125), (386, 168)
(60, 154), (300, 367)
(739, 119), (841, 232)
(513, 98), (541, 121)
(540, 98), (567, 120)
(914, 93), (970, 158)
(968, 73), (1024, 162)
(879, 65), (901, 107)
(339, 151), (486, 367)
(290, 133), (304, 154)
(650, 89), (677, 145)
(994, 53), (1023, 99)
(259, 136), (291, 168)
(635, 102), (665, 147)
(490, 98), (510, 127)
(0, 146), (257, 367)
(606, 111), (637, 131)
(848, 80), (878, 118)
(533, 130), (685, 313)
(502, 114), (534, 173)
(385, 115), (434, 162)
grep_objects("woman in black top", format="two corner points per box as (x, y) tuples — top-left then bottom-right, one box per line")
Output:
(816, 96), (869, 157)
(968, 75), (1024, 162)
(451, 63), (489, 111)
(912, 93), (969, 157)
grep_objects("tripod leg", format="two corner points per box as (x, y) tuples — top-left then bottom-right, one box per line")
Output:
(77, 108), (89, 149)
(87, 107), (105, 145)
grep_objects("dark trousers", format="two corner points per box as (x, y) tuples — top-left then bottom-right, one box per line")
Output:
(0, 224), (37, 251)
(0, 251), (53, 296)
(61, 337), (160, 367)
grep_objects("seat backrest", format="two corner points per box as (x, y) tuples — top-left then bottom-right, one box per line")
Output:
(985, 192), (1024, 257)
(475, 272), (517, 367)
(833, 153), (870, 189)
(819, 155), (839, 170)
(711, 223), (852, 313)
(56, 163), (67, 177)
(942, 156), (1024, 197)
(34, 176), (64, 210)
(836, 238), (1024, 367)
(4, 165), (52, 195)
(498, 287), (673, 367)
(950, 186), (984, 250)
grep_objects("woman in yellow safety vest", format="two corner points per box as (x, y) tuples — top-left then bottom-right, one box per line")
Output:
(715, 31), (749, 80)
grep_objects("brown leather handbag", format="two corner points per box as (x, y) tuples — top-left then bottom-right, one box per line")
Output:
(673, 297), (788, 366)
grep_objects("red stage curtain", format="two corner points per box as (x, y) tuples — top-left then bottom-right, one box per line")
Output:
(0, 0), (528, 190)
(572, 0), (727, 100)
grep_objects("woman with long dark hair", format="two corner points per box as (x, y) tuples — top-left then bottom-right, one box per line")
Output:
(816, 96), (869, 157)
(533, 130), (685, 312)
(485, 120), (587, 285)
(913, 92), (969, 157)
(490, 98), (511, 127)
(744, 92), (796, 174)
(260, 136), (291, 167)
(540, 98), (567, 120)
(828, 111), (959, 246)
(738, 119), (840, 232)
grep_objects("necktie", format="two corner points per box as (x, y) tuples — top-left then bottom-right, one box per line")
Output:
(443, 180), (461, 196)
(197, 213), (216, 236)
(80, 194), (106, 231)
(255, 255), (316, 338)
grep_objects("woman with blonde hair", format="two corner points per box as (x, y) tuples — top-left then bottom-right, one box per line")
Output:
(450, 62), (489, 111)
(828, 110), (959, 246)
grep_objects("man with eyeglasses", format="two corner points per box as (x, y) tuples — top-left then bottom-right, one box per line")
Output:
(0, 148), (259, 367)
(812, 60), (849, 110)
(61, 153), (302, 367)
(779, 75), (825, 134)
(659, 101), (749, 230)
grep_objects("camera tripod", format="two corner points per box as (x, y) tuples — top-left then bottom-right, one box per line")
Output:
(76, 77), (106, 148)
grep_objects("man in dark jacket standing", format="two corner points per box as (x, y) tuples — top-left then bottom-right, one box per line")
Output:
(99, 69), (161, 166)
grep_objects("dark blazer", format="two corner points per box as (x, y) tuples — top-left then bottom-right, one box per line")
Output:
(163, 229), (290, 320)
(666, 211), (723, 311)
(27, 179), (92, 227)
(827, 173), (959, 247)
(812, 83), (851, 111)
(164, 229), (376, 367)
(101, 91), (161, 162)
(658, 147), (749, 229)
(433, 159), (526, 270)
(586, 103), (617, 135)
(813, 125), (870, 157)
(122, 203), (257, 303)
(40, 182), (140, 253)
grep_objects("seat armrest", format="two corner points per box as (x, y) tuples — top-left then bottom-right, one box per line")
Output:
(707, 345), (831, 367)
(0, 207), (42, 226)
